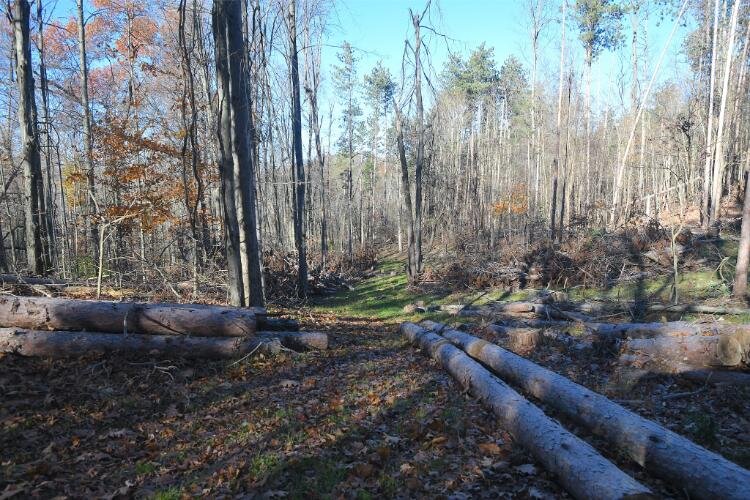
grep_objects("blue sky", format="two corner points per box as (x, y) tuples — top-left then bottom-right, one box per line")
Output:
(320, 0), (695, 111)
(46, 0), (695, 113)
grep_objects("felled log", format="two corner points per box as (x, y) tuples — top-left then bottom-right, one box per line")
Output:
(0, 296), (259, 337)
(0, 328), (280, 359)
(257, 317), (300, 331)
(257, 331), (327, 351)
(492, 326), (544, 350)
(620, 331), (749, 370)
(400, 322), (652, 500)
(422, 321), (750, 500)
(0, 274), (67, 287)
(578, 300), (750, 316)
(489, 324), (584, 350)
(459, 301), (594, 322)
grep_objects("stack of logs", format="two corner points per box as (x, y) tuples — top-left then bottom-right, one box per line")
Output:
(0, 296), (327, 359)
(447, 300), (750, 383)
(402, 320), (750, 499)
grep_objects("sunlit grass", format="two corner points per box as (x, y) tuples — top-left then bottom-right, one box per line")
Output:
(310, 252), (736, 326)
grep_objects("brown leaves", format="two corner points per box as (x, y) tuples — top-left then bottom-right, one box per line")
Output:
(478, 442), (502, 456)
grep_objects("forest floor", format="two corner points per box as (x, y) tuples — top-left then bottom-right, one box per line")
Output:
(2, 254), (750, 498)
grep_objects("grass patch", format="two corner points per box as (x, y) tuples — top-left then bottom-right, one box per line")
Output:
(248, 452), (281, 481)
(268, 456), (347, 500)
(565, 270), (731, 303)
(310, 259), (448, 323)
(152, 487), (182, 500)
(135, 461), (157, 475)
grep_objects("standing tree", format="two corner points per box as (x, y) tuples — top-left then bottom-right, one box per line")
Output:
(363, 61), (395, 245)
(287, 0), (307, 298)
(10, 0), (49, 275)
(395, 1), (432, 283)
(76, 0), (98, 262)
(573, 0), (622, 214)
(551, 0), (567, 240)
(333, 41), (360, 261)
(213, 0), (264, 307)
(735, 171), (750, 297)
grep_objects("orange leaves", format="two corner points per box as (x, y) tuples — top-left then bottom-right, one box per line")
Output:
(492, 183), (528, 216)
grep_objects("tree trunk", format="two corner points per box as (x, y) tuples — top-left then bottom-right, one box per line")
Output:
(0, 296), (261, 337)
(400, 322), (652, 500)
(734, 171), (750, 296)
(0, 328), (279, 359)
(12, 0), (48, 275)
(213, 0), (264, 307)
(287, 0), (307, 298)
(260, 330), (327, 351)
(702, 0), (720, 227)
(620, 332), (749, 370)
(77, 0), (98, 263)
(422, 322), (750, 500)
(710, 0), (740, 222)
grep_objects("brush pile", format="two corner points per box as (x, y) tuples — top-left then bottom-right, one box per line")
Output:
(433, 220), (724, 290)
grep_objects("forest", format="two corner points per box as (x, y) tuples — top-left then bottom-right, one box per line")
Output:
(1, 0), (750, 498)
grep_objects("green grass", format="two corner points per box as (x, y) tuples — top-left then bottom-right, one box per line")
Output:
(152, 487), (182, 500)
(269, 456), (347, 500)
(310, 259), (542, 324)
(310, 260), (444, 323)
(310, 255), (736, 326)
(565, 270), (731, 303)
(135, 461), (157, 475)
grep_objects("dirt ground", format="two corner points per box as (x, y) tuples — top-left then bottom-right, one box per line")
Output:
(2, 314), (749, 499)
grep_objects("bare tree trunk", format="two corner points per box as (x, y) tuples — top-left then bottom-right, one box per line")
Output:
(213, 0), (264, 307)
(551, 0), (566, 240)
(702, 0), (720, 227)
(11, 0), (48, 275)
(287, 0), (307, 298)
(734, 171), (750, 296)
(304, 38), (327, 270)
(710, 0), (740, 223)
(77, 0), (98, 263)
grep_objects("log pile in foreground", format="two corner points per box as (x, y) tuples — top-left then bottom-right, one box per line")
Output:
(400, 322), (653, 500)
(0, 296), (323, 359)
(421, 320), (750, 500)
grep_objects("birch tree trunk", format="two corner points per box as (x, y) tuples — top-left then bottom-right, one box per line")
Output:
(710, 0), (740, 223)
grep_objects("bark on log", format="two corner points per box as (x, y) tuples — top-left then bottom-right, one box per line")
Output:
(621, 332), (749, 370)
(0, 274), (67, 286)
(257, 317), (299, 331)
(0, 328), (280, 358)
(579, 300), (750, 316)
(421, 321), (750, 500)
(400, 322), (652, 500)
(256, 331), (327, 351)
(489, 324), (584, 350)
(459, 302), (593, 322)
(0, 296), (259, 337)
